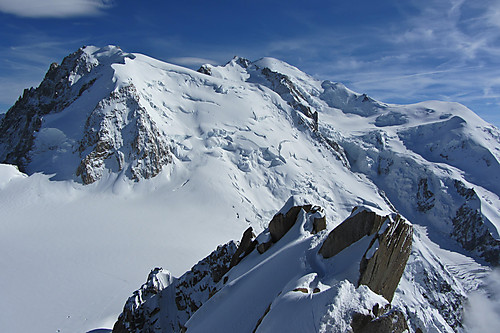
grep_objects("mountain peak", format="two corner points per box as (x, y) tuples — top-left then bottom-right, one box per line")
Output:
(80, 44), (136, 64)
(227, 55), (251, 68)
(2, 45), (500, 332)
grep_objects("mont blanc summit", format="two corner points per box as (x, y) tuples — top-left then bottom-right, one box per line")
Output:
(1, 46), (499, 332)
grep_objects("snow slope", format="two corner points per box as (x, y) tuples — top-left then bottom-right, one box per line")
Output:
(0, 45), (499, 332)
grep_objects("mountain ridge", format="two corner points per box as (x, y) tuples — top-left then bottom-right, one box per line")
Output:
(1, 45), (499, 332)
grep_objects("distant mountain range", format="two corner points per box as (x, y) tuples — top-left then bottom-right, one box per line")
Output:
(1, 45), (499, 332)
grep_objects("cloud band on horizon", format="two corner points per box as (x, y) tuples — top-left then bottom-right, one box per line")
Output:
(0, 0), (113, 18)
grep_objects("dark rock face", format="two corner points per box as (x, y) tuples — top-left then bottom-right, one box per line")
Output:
(351, 308), (409, 333)
(416, 178), (435, 212)
(319, 208), (412, 303)
(174, 241), (237, 318)
(358, 215), (413, 302)
(196, 64), (212, 76)
(76, 84), (172, 184)
(113, 202), (415, 333)
(319, 209), (385, 259)
(312, 215), (326, 234)
(420, 265), (465, 330)
(113, 241), (237, 333)
(257, 241), (273, 254)
(229, 227), (256, 268)
(0, 48), (97, 171)
(452, 180), (500, 265)
(269, 204), (312, 242)
(113, 268), (173, 333)
(258, 203), (325, 255)
(452, 204), (500, 265)
(449, 183), (497, 269)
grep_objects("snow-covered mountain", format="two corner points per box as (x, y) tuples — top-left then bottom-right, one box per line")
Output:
(1, 45), (499, 332)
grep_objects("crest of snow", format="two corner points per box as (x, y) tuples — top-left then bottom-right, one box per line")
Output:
(318, 282), (388, 333)
(200, 56), (251, 82)
(253, 57), (317, 84)
(276, 195), (310, 215)
(0, 164), (26, 189)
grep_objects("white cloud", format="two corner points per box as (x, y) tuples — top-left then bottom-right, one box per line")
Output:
(0, 0), (113, 18)
(391, 0), (500, 61)
(168, 57), (216, 67)
(464, 269), (500, 333)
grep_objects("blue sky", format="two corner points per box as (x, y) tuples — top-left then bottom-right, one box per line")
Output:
(1, 0), (500, 126)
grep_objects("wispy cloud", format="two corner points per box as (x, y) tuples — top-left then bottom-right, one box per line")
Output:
(0, 35), (87, 110)
(259, 0), (500, 125)
(0, 0), (113, 18)
(168, 57), (216, 67)
(387, 0), (500, 62)
(464, 269), (500, 333)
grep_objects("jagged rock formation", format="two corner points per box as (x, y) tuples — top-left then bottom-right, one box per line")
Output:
(76, 84), (172, 183)
(0, 47), (100, 170)
(113, 199), (413, 333)
(358, 215), (412, 302)
(113, 241), (238, 333)
(268, 204), (314, 242)
(319, 208), (385, 258)
(113, 268), (173, 333)
(351, 308), (409, 333)
(0, 46), (172, 184)
(451, 180), (500, 265)
(319, 207), (412, 302)
(258, 200), (325, 254)
(229, 227), (256, 268)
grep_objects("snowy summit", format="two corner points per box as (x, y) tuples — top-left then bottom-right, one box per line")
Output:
(0, 45), (499, 333)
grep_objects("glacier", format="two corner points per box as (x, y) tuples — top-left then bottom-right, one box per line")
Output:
(0, 45), (499, 332)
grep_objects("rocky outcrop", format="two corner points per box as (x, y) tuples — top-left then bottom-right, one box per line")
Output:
(0, 45), (172, 184)
(112, 200), (329, 333)
(351, 308), (409, 333)
(76, 84), (172, 184)
(269, 204), (313, 242)
(319, 208), (385, 259)
(312, 214), (326, 234)
(230, 227), (256, 268)
(451, 181), (500, 265)
(416, 178), (435, 212)
(319, 208), (412, 303)
(259, 67), (315, 120)
(174, 241), (237, 320)
(113, 241), (238, 333)
(113, 268), (173, 333)
(196, 64), (212, 76)
(0, 47), (99, 170)
(358, 215), (412, 302)
(259, 202), (325, 254)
